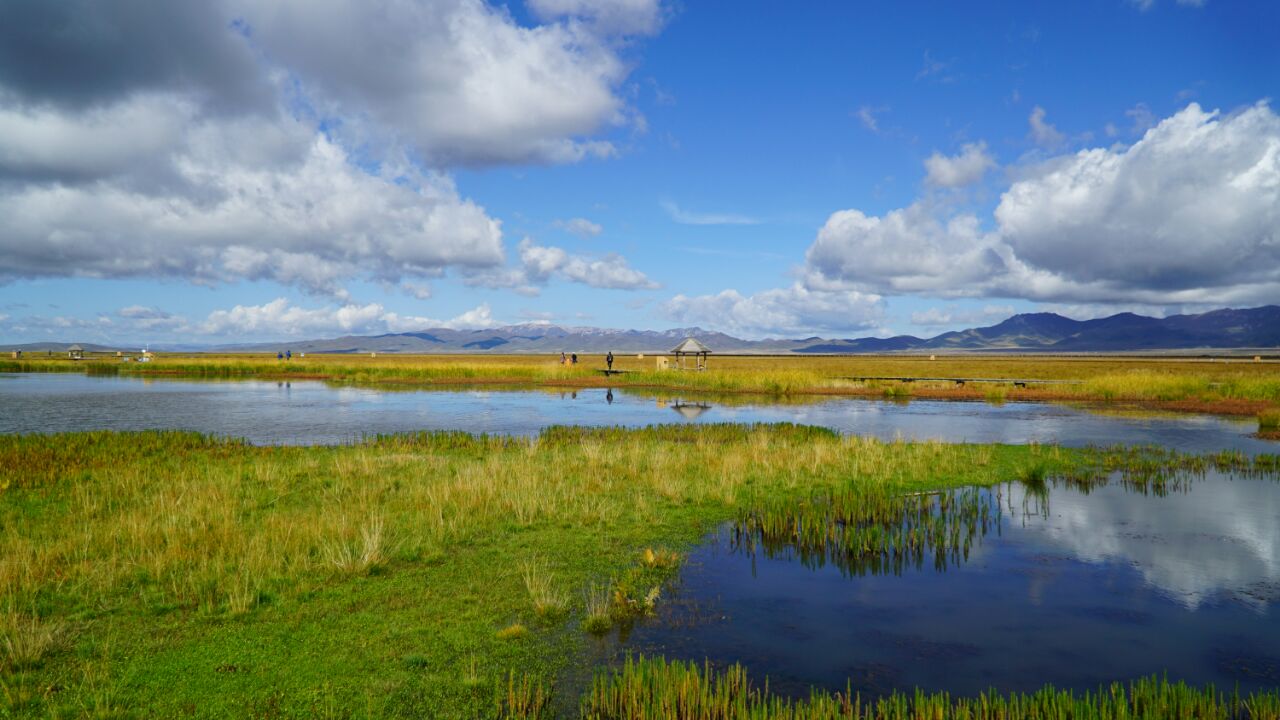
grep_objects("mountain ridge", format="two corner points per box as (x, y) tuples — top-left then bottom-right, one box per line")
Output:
(6, 306), (1279, 354)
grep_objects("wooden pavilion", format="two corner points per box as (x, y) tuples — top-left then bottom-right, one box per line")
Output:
(670, 337), (711, 370)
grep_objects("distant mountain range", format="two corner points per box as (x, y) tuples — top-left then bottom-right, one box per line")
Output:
(6, 306), (1280, 355)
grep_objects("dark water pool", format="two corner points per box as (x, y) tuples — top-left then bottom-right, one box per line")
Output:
(607, 471), (1280, 697)
(0, 373), (1275, 454)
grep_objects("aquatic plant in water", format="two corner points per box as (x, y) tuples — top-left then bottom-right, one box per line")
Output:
(733, 486), (1001, 576)
(580, 656), (1280, 720)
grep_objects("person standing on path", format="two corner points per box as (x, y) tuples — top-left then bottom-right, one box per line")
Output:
(606, 351), (614, 372)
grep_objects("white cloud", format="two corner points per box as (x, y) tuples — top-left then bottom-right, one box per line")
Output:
(0, 102), (503, 296)
(805, 202), (1007, 297)
(518, 239), (658, 289)
(661, 200), (760, 226)
(554, 217), (604, 238)
(996, 102), (1280, 300)
(1028, 105), (1065, 147)
(924, 142), (996, 188)
(465, 238), (657, 292)
(910, 304), (1015, 328)
(800, 102), (1280, 308)
(200, 298), (495, 337)
(237, 0), (637, 166)
(527, 0), (665, 36)
(663, 284), (884, 338)
(0, 0), (665, 298)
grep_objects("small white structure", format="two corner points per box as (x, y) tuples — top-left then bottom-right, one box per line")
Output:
(67, 344), (84, 360)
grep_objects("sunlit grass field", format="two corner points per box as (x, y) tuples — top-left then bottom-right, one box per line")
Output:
(5, 352), (1280, 419)
(3, 426), (1278, 717)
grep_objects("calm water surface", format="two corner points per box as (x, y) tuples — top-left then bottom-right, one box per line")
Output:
(0, 372), (1274, 454)
(608, 472), (1280, 697)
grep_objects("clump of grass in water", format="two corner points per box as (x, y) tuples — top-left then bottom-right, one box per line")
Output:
(521, 559), (568, 621)
(638, 547), (679, 571)
(734, 485), (1000, 577)
(497, 671), (554, 719)
(582, 656), (1280, 719)
(582, 585), (612, 634)
(1259, 409), (1280, 438)
(985, 386), (1008, 404)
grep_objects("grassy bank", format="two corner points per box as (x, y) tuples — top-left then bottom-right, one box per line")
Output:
(583, 657), (1280, 719)
(4, 353), (1280, 415)
(2, 426), (1277, 717)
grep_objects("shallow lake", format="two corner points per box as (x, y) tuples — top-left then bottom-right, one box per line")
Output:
(0, 372), (1275, 454)
(605, 471), (1280, 697)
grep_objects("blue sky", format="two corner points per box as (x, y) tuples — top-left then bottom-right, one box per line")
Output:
(0, 0), (1277, 344)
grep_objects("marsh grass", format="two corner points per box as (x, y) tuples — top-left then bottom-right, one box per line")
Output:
(3, 426), (1279, 716)
(735, 485), (1001, 576)
(582, 585), (613, 635)
(1259, 409), (1280, 430)
(583, 656), (1280, 720)
(499, 671), (554, 719)
(321, 515), (387, 576)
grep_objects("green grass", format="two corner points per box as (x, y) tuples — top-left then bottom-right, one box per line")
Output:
(5, 353), (1280, 410)
(582, 656), (1280, 719)
(1, 426), (1278, 717)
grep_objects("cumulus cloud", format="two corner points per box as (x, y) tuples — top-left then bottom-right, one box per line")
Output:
(554, 217), (604, 238)
(0, 105), (502, 295)
(0, 0), (661, 296)
(663, 284), (884, 338)
(674, 100), (1280, 336)
(1, 298), (499, 343)
(805, 202), (1007, 296)
(200, 298), (495, 337)
(996, 102), (1280, 301)
(467, 239), (658, 292)
(805, 102), (1280, 307)
(924, 142), (996, 188)
(239, 0), (634, 166)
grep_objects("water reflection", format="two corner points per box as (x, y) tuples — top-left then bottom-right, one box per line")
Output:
(1005, 478), (1280, 611)
(0, 373), (1275, 455)
(612, 471), (1280, 697)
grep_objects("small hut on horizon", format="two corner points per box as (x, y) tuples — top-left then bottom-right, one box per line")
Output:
(67, 344), (84, 360)
(670, 337), (711, 370)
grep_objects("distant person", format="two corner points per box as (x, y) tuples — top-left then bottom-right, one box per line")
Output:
(560, 351), (567, 365)
(606, 351), (614, 371)
(286, 349), (292, 360)
(277, 352), (283, 360)
(571, 353), (578, 364)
